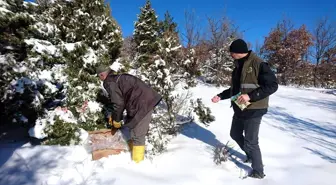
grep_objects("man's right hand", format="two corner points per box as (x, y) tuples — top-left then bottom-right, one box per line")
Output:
(211, 96), (221, 103)
(112, 121), (122, 128)
(108, 116), (121, 128)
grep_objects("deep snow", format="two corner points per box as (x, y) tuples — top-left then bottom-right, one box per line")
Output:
(0, 84), (335, 185)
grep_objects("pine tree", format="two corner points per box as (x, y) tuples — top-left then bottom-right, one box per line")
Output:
(44, 0), (122, 130)
(159, 11), (183, 81)
(133, 2), (176, 155)
(133, 4), (215, 156)
(0, 0), (80, 144)
(159, 11), (198, 88)
(133, 0), (160, 70)
(134, 6), (207, 156)
(191, 98), (215, 126)
(0, 0), (46, 126)
(26, 0), (123, 145)
(159, 11), (177, 34)
(181, 47), (201, 87)
(155, 11), (185, 130)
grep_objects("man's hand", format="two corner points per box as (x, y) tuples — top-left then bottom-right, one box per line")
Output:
(211, 96), (221, 103)
(112, 121), (122, 128)
(108, 116), (122, 128)
(110, 121), (122, 136)
(237, 94), (250, 104)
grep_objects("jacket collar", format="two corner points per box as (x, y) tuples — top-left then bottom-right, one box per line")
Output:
(234, 50), (253, 67)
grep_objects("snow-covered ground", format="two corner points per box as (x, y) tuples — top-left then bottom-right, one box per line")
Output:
(1, 84), (335, 185)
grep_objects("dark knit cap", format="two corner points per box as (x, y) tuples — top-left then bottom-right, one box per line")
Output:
(229, 39), (248, 53)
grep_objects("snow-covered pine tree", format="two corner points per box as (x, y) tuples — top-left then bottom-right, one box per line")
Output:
(158, 12), (215, 135)
(191, 98), (215, 126)
(36, 0), (53, 10)
(133, 0), (160, 72)
(159, 12), (183, 82)
(26, 0), (123, 145)
(133, 1), (176, 155)
(7, 1), (80, 144)
(1, 0), (29, 125)
(133, 0), (163, 155)
(0, 0), (81, 145)
(182, 47), (201, 87)
(159, 11), (198, 88)
(47, 0), (122, 129)
(133, 2), (215, 156)
(157, 11), (193, 128)
(0, 0), (72, 148)
(0, 0), (53, 127)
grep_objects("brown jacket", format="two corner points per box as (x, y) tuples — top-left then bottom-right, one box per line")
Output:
(103, 72), (162, 128)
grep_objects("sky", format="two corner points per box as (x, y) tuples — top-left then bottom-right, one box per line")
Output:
(107, 0), (336, 48)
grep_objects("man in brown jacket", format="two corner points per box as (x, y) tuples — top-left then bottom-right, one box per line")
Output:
(96, 65), (162, 163)
(212, 39), (278, 179)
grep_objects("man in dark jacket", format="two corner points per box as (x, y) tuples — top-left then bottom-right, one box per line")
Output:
(212, 39), (278, 178)
(96, 65), (162, 163)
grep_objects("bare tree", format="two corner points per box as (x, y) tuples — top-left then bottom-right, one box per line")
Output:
(277, 16), (294, 39)
(206, 15), (236, 49)
(205, 9), (240, 46)
(254, 39), (262, 57)
(182, 9), (201, 48)
(200, 14), (238, 86)
(324, 46), (336, 64)
(311, 17), (336, 86)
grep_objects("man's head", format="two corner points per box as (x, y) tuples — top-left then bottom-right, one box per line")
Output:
(96, 65), (111, 81)
(229, 39), (249, 59)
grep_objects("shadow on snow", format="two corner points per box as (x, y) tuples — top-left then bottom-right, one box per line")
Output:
(179, 121), (252, 171)
(265, 106), (336, 163)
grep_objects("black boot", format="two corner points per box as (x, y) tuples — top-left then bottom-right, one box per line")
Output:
(248, 170), (265, 179)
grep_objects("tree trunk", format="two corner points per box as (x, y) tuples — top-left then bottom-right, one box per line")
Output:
(314, 58), (320, 87)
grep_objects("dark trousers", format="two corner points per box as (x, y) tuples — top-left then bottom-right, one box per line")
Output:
(130, 110), (153, 146)
(230, 116), (264, 173)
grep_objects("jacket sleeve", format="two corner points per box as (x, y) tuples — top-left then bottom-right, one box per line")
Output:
(103, 81), (124, 122)
(217, 88), (231, 100)
(248, 62), (278, 102)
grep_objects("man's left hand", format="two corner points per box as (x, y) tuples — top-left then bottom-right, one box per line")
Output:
(238, 94), (250, 104)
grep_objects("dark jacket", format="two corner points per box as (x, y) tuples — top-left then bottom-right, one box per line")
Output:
(103, 72), (162, 128)
(217, 51), (278, 118)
